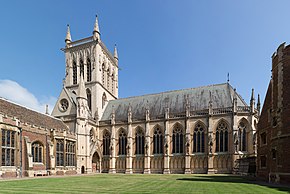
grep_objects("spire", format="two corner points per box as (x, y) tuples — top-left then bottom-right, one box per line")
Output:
(93, 15), (100, 40)
(65, 24), (72, 44)
(77, 74), (87, 99)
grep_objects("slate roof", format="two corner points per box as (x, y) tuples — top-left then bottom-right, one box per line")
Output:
(0, 97), (68, 130)
(101, 83), (248, 121)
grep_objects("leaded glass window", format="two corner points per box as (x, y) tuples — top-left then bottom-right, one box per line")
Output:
(153, 127), (163, 154)
(172, 125), (184, 154)
(118, 129), (127, 155)
(103, 131), (110, 156)
(215, 122), (229, 152)
(73, 61), (77, 84)
(1, 129), (16, 166)
(56, 140), (64, 166)
(193, 124), (205, 153)
(87, 58), (92, 82)
(238, 122), (247, 151)
(66, 141), (76, 166)
(135, 128), (144, 155)
(32, 142), (43, 163)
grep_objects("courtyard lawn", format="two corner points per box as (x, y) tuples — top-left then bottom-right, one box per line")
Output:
(0, 174), (289, 194)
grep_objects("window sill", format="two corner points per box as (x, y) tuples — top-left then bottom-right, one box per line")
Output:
(192, 153), (206, 156)
(32, 162), (44, 165)
(214, 152), (230, 155)
(153, 154), (164, 157)
(172, 153), (185, 156)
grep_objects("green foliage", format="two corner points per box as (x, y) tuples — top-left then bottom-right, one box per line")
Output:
(0, 174), (289, 194)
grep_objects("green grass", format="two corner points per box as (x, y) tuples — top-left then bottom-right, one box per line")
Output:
(0, 174), (289, 194)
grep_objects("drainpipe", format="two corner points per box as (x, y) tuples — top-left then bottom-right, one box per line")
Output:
(46, 134), (49, 175)
(19, 127), (22, 178)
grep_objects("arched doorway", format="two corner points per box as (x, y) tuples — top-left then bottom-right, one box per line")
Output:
(81, 166), (85, 174)
(92, 152), (100, 173)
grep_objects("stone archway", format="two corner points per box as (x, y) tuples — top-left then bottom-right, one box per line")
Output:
(92, 152), (100, 173)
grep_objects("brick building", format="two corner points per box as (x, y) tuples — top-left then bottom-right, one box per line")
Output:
(0, 98), (77, 178)
(257, 42), (290, 184)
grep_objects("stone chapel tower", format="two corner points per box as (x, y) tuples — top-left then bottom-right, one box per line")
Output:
(52, 15), (119, 125)
(63, 16), (119, 118)
(52, 16), (119, 173)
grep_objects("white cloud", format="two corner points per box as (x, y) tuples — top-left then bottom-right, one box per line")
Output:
(0, 80), (57, 114)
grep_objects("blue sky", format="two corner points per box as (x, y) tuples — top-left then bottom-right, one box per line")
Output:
(0, 0), (290, 113)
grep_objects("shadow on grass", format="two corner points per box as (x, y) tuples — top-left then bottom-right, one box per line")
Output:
(177, 176), (290, 193)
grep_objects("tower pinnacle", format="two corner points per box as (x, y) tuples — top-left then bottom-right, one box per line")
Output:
(257, 94), (261, 113)
(77, 75), (87, 99)
(93, 15), (100, 40)
(114, 44), (118, 60)
(65, 24), (72, 44)
(251, 88), (255, 101)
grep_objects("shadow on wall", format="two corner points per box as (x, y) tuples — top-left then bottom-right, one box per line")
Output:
(177, 175), (290, 193)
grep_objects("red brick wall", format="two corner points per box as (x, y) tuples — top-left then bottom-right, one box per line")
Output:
(22, 128), (49, 174)
(257, 44), (290, 184)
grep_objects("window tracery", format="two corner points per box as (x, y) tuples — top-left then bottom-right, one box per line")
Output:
(193, 124), (205, 153)
(153, 127), (163, 154)
(238, 122), (247, 151)
(87, 58), (92, 82)
(135, 127), (144, 155)
(172, 125), (184, 154)
(86, 89), (92, 111)
(80, 59), (84, 78)
(73, 61), (77, 84)
(215, 122), (229, 152)
(103, 131), (110, 156)
(118, 129), (127, 155)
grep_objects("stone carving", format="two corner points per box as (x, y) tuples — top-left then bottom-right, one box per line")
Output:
(208, 134), (213, 153)
(234, 132), (239, 152)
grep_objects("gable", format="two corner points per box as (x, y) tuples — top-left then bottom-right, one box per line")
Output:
(51, 87), (77, 117)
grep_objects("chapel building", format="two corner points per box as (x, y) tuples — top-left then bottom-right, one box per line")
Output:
(0, 16), (259, 178)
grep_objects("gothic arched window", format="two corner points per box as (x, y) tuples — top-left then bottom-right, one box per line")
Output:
(238, 122), (247, 151)
(112, 72), (115, 94)
(107, 70), (110, 89)
(215, 122), (229, 152)
(32, 141), (43, 163)
(172, 125), (184, 154)
(118, 129), (127, 155)
(135, 127), (145, 155)
(193, 124), (205, 153)
(103, 131), (110, 156)
(73, 61), (77, 85)
(102, 93), (107, 109)
(87, 58), (92, 82)
(153, 127), (163, 154)
(80, 59), (84, 78)
(86, 89), (92, 111)
(102, 64), (105, 85)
